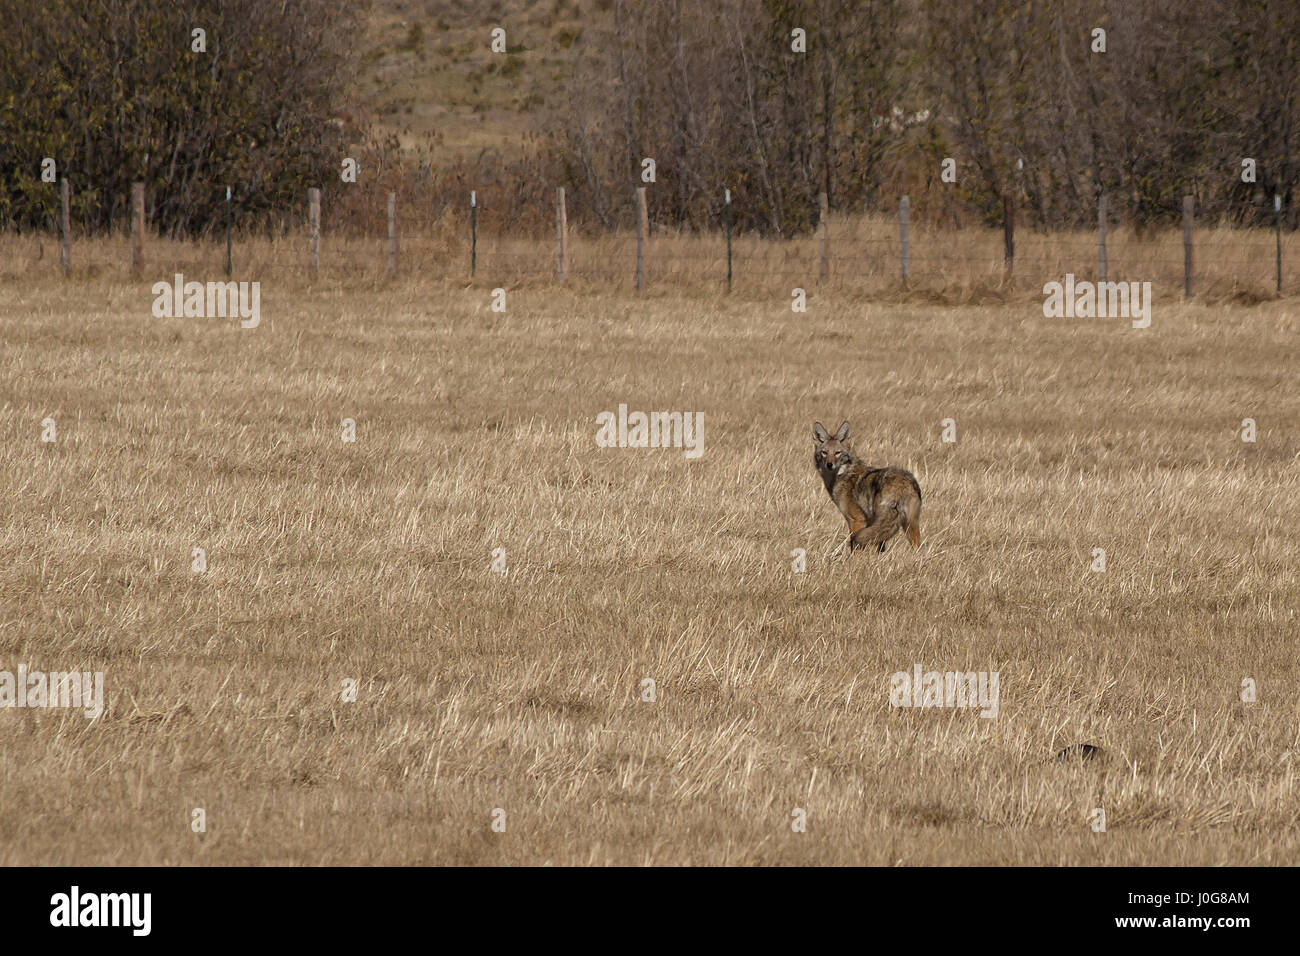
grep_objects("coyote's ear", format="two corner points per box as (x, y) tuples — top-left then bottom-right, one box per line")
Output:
(812, 422), (830, 443)
(834, 421), (850, 442)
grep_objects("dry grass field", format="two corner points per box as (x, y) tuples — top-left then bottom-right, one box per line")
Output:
(1, 231), (1298, 865)
(356, 0), (600, 160)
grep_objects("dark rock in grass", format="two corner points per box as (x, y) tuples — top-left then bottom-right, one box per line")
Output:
(1055, 743), (1105, 762)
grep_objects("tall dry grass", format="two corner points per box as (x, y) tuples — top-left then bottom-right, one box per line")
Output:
(3, 212), (1296, 303)
(0, 261), (1297, 864)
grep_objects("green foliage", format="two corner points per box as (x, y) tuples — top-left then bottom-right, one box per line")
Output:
(0, 0), (368, 235)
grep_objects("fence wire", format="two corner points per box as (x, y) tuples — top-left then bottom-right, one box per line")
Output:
(3, 190), (1294, 299)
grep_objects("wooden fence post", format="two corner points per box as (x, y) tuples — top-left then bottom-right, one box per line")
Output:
(636, 186), (647, 292)
(724, 188), (732, 293)
(1098, 194), (1107, 282)
(308, 188), (320, 277)
(387, 192), (397, 278)
(899, 195), (910, 283)
(1182, 194), (1193, 300)
(1275, 194), (1282, 294)
(225, 186), (232, 279)
(60, 178), (70, 277)
(130, 182), (144, 278)
(555, 186), (567, 281)
(818, 191), (829, 281)
(1003, 192), (1014, 281)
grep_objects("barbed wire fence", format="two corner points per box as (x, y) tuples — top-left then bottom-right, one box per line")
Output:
(8, 178), (1296, 300)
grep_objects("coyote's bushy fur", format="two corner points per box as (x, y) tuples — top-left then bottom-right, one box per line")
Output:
(812, 421), (922, 553)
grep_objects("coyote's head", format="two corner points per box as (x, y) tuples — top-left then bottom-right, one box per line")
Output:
(812, 420), (853, 476)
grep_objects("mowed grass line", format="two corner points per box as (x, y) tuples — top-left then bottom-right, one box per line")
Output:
(0, 276), (1297, 864)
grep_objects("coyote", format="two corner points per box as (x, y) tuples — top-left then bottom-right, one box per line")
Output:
(812, 421), (922, 553)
